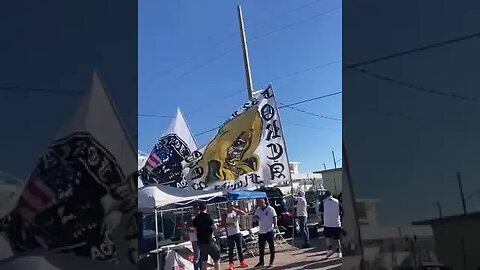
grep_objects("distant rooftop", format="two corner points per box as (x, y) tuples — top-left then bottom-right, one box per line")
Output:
(313, 167), (342, 174)
(412, 212), (480, 226)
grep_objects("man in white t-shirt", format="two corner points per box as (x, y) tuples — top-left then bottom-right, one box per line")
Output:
(253, 198), (277, 268)
(295, 191), (311, 248)
(319, 191), (343, 258)
(218, 202), (248, 270)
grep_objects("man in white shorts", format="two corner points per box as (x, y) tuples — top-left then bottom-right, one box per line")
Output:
(319, 191), (343, 258)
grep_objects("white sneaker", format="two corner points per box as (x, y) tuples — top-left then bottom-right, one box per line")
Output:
(337, 252), (343, 258)
(326, 250), (334, 257)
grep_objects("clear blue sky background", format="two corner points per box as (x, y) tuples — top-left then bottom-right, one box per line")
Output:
(139, 0), (342, 173)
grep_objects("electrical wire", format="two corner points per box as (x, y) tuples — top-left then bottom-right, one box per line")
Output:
(259, 60), (341, 85)
(351, 67), (478, 102)
(282, 121), (341, 132)
(344, 31), (480, 70)
(151, 6), (341, 84)
(188, 89), (245, 113)
(250, 6), (342, 41)
(0, 86), (82, 94)
(280, 103), (341, 121)
(278, 91), (342, 108)
(144, 1), (335, 82)
(193, 95), (342, 137)
(138, 114), (173, 118)
(345, 106), (480, 126)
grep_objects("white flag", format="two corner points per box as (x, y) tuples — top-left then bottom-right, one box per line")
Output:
(140, 107), (198, 189)
(186, 86), (291, 191)
(6, 72), (137, 268)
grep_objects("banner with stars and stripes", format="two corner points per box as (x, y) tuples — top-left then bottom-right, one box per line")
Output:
(139, 108), (198, 189)
(4, 72), (137, 269)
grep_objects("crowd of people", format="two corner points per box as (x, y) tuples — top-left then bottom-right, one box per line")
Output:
(185, 190), (343, 270)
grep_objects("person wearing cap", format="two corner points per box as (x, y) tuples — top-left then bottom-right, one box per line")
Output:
(295, 190), (311, 248)
(319, 190), (343, 258)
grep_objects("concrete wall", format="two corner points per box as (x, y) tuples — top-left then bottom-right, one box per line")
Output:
(432, 219), (480, 270)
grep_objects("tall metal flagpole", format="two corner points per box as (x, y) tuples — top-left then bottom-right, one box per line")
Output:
(237, 5), (254, 98)
(237, 5), (296, 248)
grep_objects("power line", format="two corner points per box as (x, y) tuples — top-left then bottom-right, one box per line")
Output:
(278, 91), (342, 108)
(0, 86), (82, 95)
(195, 127), (219, 137)
(151, 6), (341, 84)
(144, 2), (334, 82)
(345, 106), (480, 126)
(138, 114), (173, 118)
(249, 0), (325, 29)
(176, 49), (235, 79)
(188, 89), (245, 113)
(352, 67), (479, 101)
(194, 95), (342, 136)
(194, 117), (342, 137)
(138, 113), (226, 120)
(191, 60), (342, 113)
(280, 103), (341, 121)
(250, 6), (342, 41)
(260, 60), (341, 84)
(344, 31), (480, 70)
(158, 60), (341, 115)
(282, 121), (341, 132)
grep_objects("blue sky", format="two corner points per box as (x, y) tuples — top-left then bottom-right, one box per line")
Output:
(139, 0), (342, 173)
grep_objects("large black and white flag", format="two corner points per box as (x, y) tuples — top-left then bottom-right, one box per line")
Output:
(5, 72), (137, 268)
(185, 86), (291, 191)
(139, 108), (198, 188)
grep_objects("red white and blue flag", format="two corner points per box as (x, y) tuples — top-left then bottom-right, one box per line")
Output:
(139, 108), (198, 189)
(5, 72), (138, 268)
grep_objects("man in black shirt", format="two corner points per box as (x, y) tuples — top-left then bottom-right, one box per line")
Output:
(192, 203), (220, 270)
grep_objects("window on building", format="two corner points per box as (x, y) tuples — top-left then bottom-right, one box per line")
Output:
(356, 202), (367, 220)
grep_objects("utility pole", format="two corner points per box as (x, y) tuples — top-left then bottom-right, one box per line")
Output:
(457, 171), (467, 215)
(237, 5), (254, 99)
(434, 202), (442, 218)
(237, 5), (296, 247)
(332, 150), (337, 169)
(322, 163), (327, 171)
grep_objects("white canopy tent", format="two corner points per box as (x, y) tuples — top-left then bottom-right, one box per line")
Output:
(138, 184), (225, 212)
(138, 184), (225, 270)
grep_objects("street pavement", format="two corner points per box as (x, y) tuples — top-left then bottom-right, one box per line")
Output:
(219, 236), (342, 270)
